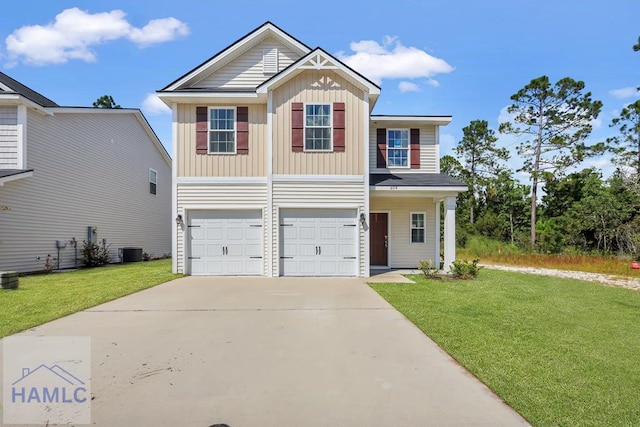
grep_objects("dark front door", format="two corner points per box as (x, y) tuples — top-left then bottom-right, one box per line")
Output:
(370, 213), (388, 266)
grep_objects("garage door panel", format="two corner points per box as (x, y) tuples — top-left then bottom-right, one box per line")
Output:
(280, 209), (357, 277)
(188, 210), (263, 276)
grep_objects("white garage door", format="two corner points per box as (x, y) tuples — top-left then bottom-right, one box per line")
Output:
(188, 210), (263, 275)
(280, 209), (357, 276)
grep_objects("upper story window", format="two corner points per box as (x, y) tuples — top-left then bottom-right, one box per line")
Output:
(209, 107), (236, 153)
(305, 104), (332, 151)
(149, 169), (157, 195)
(387, 129), (409, 168)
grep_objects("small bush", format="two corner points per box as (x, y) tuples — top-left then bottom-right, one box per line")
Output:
(418, 260), (440, 279)
(450, 258), (482, 279)
(142, 252), (152, 261)
(82, 240), (111, 267)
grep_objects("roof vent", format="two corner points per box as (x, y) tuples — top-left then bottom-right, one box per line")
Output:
(263, 48), (278, 74)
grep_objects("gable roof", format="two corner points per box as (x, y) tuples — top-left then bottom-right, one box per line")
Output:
(0, 71), (59, 107)
(162, 22), (311, 91)
(256, 47), (381, 98)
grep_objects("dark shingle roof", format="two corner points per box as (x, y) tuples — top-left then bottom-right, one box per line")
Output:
(0, 72), (58, 107)
(0, 169), (33, 179)
(370, 173), (467, 187)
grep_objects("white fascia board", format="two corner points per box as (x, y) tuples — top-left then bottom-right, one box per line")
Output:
(164, 24), (311, 91)
(0, 94), (51, 115)
(272, 174), (364, 183)
(177, 177), (268, 185)
(370, 116), (453, 126)
(257, 49), (380, 97)
(371, 185), (467, 192)
(0, 170), (33, 186)
(157, 92), (264, 106)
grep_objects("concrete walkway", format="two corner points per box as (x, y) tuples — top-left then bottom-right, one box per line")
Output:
(2, 277), (529, 426)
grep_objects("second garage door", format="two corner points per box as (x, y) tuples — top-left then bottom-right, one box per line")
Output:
(280, 209), (358, 276)
(189, 210), (263, 275)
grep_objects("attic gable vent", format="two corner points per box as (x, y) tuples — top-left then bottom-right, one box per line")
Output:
(263, 48), (278, 74)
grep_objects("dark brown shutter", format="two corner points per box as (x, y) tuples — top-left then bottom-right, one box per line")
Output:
(376, 128), (387, 168)
(196, 107), (208, 154)
(236, 106), (249, 154)
(333, 102), (345, 152)
(410, 128), (420, 169)
(291, 102), (304, 152)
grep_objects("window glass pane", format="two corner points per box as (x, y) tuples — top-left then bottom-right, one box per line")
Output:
(210, 109), (235, 130)
(388, 130), (409, 148)
(149, 169), (157, 184)
(150, 182), (157, 195)
(209, 130), (235, 153)
(306, 104), (330, 127)
(411, 229), (425, 243)
(412, 214), (424, 228)
(388, 149), (408, 167)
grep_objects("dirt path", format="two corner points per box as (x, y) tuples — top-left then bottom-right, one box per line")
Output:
(481, 264), (640, 290)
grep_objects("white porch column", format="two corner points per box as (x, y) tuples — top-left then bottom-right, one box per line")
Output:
(443, 196), (456, 272)
(434, 200), (441, 269)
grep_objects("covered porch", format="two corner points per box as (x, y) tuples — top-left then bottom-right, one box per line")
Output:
(369, 173), (467, 273)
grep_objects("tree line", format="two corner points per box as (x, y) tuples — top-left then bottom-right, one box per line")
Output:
(444, 37), (640, 255)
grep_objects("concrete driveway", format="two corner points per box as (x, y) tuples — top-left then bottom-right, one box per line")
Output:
(3, 277), (528, 426)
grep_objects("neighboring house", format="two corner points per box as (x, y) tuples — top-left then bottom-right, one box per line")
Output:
(158, 22), (466, 277)
(0, 72), (171, 273)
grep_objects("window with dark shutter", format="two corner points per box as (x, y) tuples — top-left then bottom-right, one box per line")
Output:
(237, 106), (249, 155)
(376, 128), (387, 167)
(333, 102), (345, 152)
(291, 102), (304, 152)
(196, 107), (208, 154)
(410, 128), (420, 169)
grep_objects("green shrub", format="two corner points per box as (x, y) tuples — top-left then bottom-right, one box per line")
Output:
(81, 240), (111, 267)
(418, 260), (440, 279)
(450, 258), (482, 279)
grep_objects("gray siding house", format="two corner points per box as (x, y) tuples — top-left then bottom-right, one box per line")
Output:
(0, 72), (171, 272)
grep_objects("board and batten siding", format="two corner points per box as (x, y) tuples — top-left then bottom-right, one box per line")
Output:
(177, 104), (266, 177)
(370, 197), (438, 269)
(0, 106), (18, 168)
(176, 183), (268, 274)
(272, 181), (366, 276)
(272, 70), (365, 175)
(369, 124), (439, 173)
(193, 37), (302, 89)
(0, 110), (171, 272)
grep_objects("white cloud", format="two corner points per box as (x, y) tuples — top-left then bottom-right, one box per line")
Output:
(141, 93), (170, 115)
(426, 79), (440, 87)
(398, 81), (420, 93)
(590, 117), (602, 130)
(609, 86), (640, 99)
(129, 17), (189, 46)
(5, 7), (189, 65)
(337, 37), (453, 85)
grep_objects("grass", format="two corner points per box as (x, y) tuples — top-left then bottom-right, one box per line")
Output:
(457, 235), (640, 277)
(0, 259), (182, 338)
(370, 270), (640, 426)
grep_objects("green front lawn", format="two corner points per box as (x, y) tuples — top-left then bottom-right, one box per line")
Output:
(370, 270), (640, 426)
(0, 259), (181, 337)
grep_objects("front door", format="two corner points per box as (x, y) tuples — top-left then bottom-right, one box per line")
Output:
(370, 213), (388, 266)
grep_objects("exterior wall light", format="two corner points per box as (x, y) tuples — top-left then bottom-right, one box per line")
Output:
(175, 214), (183, 226)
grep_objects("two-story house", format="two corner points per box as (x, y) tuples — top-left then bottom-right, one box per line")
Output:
(158, 22), (466, 277)
(0, 72), (171, 272)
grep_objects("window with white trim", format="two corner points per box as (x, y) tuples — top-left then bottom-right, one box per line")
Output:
(410, 212), (425, 243)
(209, 107), (236, 153)
(305, 104), (332, 151)
(387, 129), (410, 168)
(149, 169), (157, 195)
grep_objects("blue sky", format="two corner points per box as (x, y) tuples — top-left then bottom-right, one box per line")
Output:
(2, 1), (638, 180)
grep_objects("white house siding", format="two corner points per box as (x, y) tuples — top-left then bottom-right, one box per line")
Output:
(176, 183), (268, 274)
(369, 124), (438, 173)
(370, 197), (437, 269)
(0, 106), (18, 168)
(0, 110), (171, 272)
(193, 38), (301, 89)
(272, 181), (366, 276)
